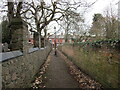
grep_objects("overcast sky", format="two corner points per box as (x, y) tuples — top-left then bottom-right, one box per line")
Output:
(0, 0), (119, 34)
(47, 0), (119, 34)
(83, 0), (118, 26)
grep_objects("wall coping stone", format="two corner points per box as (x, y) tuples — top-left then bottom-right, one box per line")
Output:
(0, 50), (23, 62)
(40, 48), (44, 50)
(28, 47), (47, 53)
(28, 47), (39, 54)
(0, 46), (49, 62)
(40, 46), (47, 50)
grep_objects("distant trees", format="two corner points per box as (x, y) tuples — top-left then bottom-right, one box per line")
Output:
(0, 0), (98, 49)
(23, 0), (62, 47)
(59, 1), (88, 42)
(63, 10), (83, 42)
(23, 0), (88, 44)
(90, 10), (119, 40)
(105, 16), (118, 39)
(103, 6), (119, 39)
(89, 14), (105, 39)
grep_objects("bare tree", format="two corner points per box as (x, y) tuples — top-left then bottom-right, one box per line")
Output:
(62, 10), (83, 42)
(1, 0), (97, 48)
(103, 4), (119, 39)
(58, 0), (87, 42)
(22, 0), (64, 47)
(21, 0), (97, 46)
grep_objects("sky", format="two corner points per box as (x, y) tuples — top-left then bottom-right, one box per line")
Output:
(84, 0), (119, 26)
(47, 0), (119, 34)
(0, 0), (119, 34)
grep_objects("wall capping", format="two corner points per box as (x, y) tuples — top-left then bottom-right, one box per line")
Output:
(2, 45), (52, 88)
(0, 46), (49, 62)
(0, 50), (23, 62)
(28, 47), (39, 54)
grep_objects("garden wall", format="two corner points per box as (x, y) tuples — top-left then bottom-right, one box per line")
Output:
(59, 44), (119, 88)
(0, 45), (52, 88)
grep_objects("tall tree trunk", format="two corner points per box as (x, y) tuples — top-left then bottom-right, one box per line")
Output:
(65, 28), (68, 42)
(33, 32), (39, 47)
(16, 2), (23, 18)
(7, 1), (14, 23)
(44, 27), (47, 47)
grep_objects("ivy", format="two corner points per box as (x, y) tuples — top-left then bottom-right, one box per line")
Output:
(72, 39), (120, 50)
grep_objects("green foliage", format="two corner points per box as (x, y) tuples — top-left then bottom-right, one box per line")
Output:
(9, 18), (24, 30)
(72, 39), (120, 51)
(105, 16), (119, 39)
(93, 14), (103, 22)
(1, 20), (11, 43)
(90, 13), (119, 39)
(90, 13), (105, 38)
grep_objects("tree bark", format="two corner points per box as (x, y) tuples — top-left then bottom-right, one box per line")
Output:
(7, 1), (14, 22)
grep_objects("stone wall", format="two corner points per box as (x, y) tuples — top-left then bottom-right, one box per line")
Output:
(58, 45), (119, 88)
(1, 45), (52, 88)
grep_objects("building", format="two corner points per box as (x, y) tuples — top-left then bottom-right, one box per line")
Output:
(28, 31), (34, 45)
(48, 33), (65, 47)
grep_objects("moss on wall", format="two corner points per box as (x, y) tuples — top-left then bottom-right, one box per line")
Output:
(59, 45), (119, 88)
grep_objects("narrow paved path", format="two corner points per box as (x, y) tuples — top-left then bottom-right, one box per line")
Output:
(44, 50), (79, 88)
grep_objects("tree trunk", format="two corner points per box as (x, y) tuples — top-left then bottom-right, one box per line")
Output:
(33, 32), (39, 47)
(16, 2), (23, 18)
(7, 1), (14, 23)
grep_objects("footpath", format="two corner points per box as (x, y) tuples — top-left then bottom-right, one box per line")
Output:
(31, 50), (102, 89)
(43, 50), (79, 88)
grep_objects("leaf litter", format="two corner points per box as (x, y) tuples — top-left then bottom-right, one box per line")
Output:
(31, 55), (51, 89)
(58, 50), (103, 89)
